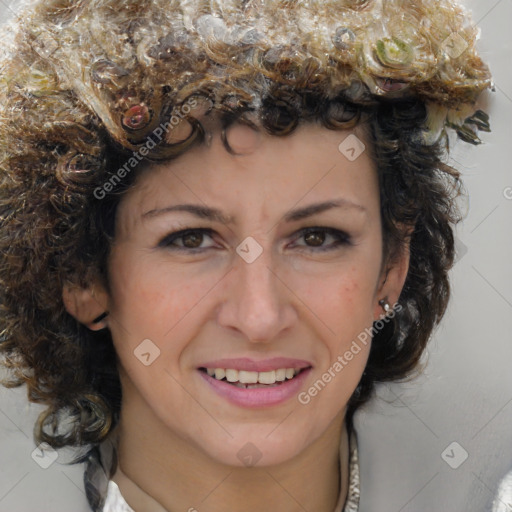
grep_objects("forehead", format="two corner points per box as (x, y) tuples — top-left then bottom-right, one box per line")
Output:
(115, 121), (378, 231)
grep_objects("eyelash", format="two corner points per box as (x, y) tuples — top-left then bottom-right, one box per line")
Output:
(157, 226), (352, 253)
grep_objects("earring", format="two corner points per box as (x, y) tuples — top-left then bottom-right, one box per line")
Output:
(378, 298), (391, 315)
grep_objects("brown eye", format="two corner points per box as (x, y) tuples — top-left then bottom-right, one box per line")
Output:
(304, 231), (326, 247)
(158, 228), (215, 251)
(181, 232), (204, 248)
(292, 227), (352, 252)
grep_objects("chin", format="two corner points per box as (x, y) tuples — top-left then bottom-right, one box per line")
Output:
(191, 423), (315, 468)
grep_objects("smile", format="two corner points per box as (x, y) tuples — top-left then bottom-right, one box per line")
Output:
(197, 361), (312, 408)
(200, 367), (304, 388)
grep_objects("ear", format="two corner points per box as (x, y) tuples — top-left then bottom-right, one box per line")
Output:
(373, 239), (411, 321)
(62, 281), (110, 331)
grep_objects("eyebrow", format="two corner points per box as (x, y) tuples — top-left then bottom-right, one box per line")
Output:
(141, 198), (366, 224)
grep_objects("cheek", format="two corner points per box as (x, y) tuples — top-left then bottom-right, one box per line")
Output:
(336, 271), (359, 307)
(337, 270), (375, 314)
(301, 265), (376, 325)
(314, 274), (374, 393)
(106, 248), (210, 343)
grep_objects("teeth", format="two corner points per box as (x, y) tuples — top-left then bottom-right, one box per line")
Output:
(206, 367), (302, 385)
(214, 368), (226, 380)
(238, 370), (258, 384)
(258, 370), (276, 384)
(275, 368), (286, 381)
(225, 369), (238, 382)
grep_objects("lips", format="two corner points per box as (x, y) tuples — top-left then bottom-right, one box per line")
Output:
(197, 357), (313, 407)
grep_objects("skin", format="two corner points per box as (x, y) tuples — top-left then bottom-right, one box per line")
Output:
(64, 117), (409, 512)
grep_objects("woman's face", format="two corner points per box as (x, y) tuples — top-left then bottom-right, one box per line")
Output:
(102, 120), (406, 466)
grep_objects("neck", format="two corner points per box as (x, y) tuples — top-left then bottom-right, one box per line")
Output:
(111, 380), (349, 512)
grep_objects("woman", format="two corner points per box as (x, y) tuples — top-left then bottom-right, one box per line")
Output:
(0, 0), (492, 511)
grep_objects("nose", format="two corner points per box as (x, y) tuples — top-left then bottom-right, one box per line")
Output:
(216, 247), (296, 343)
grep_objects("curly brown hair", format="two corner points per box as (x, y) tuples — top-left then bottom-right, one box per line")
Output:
(0, 0), (491, 478)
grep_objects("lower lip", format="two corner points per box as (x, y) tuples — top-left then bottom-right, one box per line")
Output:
(198, 368), (312, 408)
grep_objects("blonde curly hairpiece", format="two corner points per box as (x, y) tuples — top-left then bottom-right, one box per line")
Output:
(1, 0), (492, 163)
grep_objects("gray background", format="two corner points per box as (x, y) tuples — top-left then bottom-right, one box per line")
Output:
(0, 0), (511, 511)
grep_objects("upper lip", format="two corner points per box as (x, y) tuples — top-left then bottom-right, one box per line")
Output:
(198, 357), (312, 373)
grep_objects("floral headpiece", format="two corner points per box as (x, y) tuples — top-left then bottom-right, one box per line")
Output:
(2, 0), (492, 156)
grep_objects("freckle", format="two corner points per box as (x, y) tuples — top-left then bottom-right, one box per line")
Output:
(344, 280), (358, 294)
